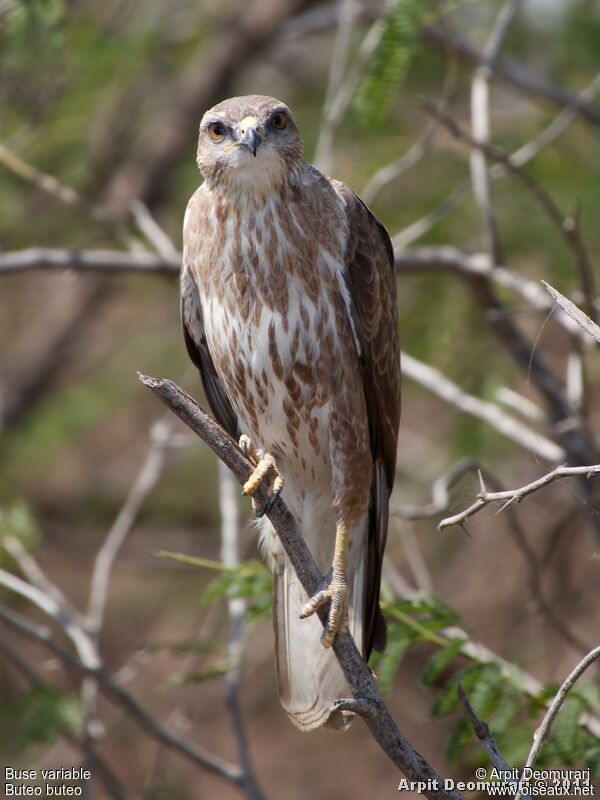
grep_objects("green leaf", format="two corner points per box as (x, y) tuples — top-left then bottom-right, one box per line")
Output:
(166, 663), (230, 687)
(373, 628), (412, 694)
(445, 717), (472, 765)
(353, 0), (426, 124)
(577, 683), (600, 716)
(202, 560), (272, 622)
(421, 639), (465, 687)
(0, 501), (40, 556)
(0, 688), (83, 752)
(467, 663), (502, 719)
(489, 690), (521, 740)
(545, 696), (584, 765)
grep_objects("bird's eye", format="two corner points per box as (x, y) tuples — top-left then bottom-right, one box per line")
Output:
(271, 112), (287, 130)
(208, 122), (225, 141)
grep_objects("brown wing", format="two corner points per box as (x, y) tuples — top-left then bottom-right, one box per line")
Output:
(181, 266), (239, 440)
(336, 182), (401, 658)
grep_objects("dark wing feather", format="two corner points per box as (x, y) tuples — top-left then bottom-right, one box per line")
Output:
(336, 182), (401, 658)
(181, 266), (239, 440)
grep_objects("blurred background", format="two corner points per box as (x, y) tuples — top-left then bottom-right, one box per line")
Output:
(1, 0), (599, 798)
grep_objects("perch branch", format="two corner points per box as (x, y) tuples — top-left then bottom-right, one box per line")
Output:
(138, 373), (466, 800)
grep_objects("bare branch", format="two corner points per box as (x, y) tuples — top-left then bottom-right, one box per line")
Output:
(422, 102), (596, 308)
(395, 72), (600, 248)
(86, 418), (172, 636)
(0, 247), (180, 277)
(0, 608), (245, 789)
(0, 633), (128, 800)
(130, 200), (180, 261)
(457, 685), (530, 800)
(394, 247), (587, 341)
(423, 27), (600, 130)
(439, 463), (600, 530)
(392, 458), (481, 520)
(218, 462), (266, 800)
(469, 0), (523, 263)
(138, 373), (466, 800)
(313, 0), (361, 172)
(401, 352), (564, 462)
(515, 647), (600, 800)
(312, 1), (390, 171)
(0, 568), (100, 670)
(0, 144), (109, 230)
(543, 281), (600, 344)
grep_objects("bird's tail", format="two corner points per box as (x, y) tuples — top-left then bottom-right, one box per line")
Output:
(272, 542), (365, 731)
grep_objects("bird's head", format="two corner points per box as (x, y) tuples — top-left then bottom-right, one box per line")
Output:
(196, 95), (304, 194)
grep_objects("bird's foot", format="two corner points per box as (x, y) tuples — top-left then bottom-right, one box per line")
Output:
(300, 567), (349, 648)
(239, 436), (284, 518)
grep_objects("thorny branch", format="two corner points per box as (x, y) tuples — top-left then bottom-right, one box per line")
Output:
(438, 463), (600, 531)
(139, 373), (466, 800)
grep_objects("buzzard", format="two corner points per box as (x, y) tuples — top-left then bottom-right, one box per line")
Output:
(181, 95), (400, 730)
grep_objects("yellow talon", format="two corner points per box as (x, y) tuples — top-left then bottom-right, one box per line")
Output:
(300, 519), (349, 648)
(238, 436), (285, 516)
(242, 454), (276, 496)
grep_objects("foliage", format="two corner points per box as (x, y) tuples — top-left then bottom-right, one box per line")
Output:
(0, 687), (83, 755)
(353, 0), (427, 124)
(0, 502), (40, 569)
(372, 592), (600, 772)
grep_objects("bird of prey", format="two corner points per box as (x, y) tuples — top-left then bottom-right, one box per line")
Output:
(181, 95), (400, 731)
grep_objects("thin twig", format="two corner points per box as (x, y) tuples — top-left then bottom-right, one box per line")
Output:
(457, 685), (531, 800)
(312, 0), (393, 170)
(422, 27), (600, 129)
(86, 418), (172, 635)
(0, 247), (180, 276)
(395, 72), (600, 248)
(313, 0), (361, 173)
(543, 281), (600, 345)
(218, 462), (266, 800)
(515, 647), (600, 800)
(0, 608), (245, 788)
(130, 200), (180, 261)
(0, 633), (127, 800)
(470, 0), (523, 263)
(422, 102), (596, 309)
(394, 247), (586, 341)
(0, 568), (100, 669)
(382, 564), (600, 739)
(0, 144), (128, 244)
(438, 463), (600, 530)
(392, 458), (481, 520)
(139, 373), (466, 800)
(401, 352), (564, 462)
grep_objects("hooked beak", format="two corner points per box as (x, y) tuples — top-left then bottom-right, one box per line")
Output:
(239, 126), (262, 157)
